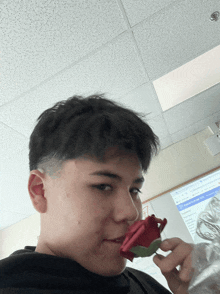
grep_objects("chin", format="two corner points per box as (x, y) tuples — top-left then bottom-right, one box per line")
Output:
(98, 258), (127, 277)
(99, 268), (126, 277)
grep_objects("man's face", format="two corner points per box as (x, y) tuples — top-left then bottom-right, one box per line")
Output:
(35, 149), (144, 276)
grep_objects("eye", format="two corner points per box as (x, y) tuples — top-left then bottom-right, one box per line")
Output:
(93, 184), (112, 191)
(130, 188), (142, 198)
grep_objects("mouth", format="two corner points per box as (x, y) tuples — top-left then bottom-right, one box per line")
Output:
(104, 235), (126, 244)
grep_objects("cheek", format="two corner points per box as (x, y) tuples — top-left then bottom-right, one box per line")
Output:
(136, 199), (143, 220)
(89, 202), (113, 233)
(74, 204), (110, 244)
(92, 203), (108, 215)
(76, 198), (111, 226)
(87, 193), (112, 215)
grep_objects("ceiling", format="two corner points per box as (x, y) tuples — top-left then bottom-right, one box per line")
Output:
(0, 0), (220, 231)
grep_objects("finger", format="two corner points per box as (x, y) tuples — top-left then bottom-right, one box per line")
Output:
(160, 238), (193, 270)
(153, 253), (165, 264)
(153, 253), (181, 274)
(154, 253), (191, 293)
(179, 254), (194, 282)
(153, 254), (185, 291)
(161, 269), (183, 292)
(158, 238), (193, 272)
(154, 252), (194, 282)
(160, 237), (193, 253)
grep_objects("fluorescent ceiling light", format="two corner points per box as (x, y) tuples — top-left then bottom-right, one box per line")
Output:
(153, 44), (220, 111)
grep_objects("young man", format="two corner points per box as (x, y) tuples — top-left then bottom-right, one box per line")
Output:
(0, 94), (193, 293)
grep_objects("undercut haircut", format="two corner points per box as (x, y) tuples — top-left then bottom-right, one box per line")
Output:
(29, 94), (160, 174)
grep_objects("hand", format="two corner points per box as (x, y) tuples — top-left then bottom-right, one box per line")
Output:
(153, 238), (194, 294)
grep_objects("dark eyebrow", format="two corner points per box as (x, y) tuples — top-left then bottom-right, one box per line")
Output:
(89, 170), (145, 184)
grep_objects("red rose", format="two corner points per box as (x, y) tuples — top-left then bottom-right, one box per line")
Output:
(120, 215), (167, 261)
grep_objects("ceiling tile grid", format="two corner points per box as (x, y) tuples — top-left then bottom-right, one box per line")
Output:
(0, 0), (127, 106)
(159, 135), (174, 150)
(118, 82), (163, 118)
(116, 82), (174, 149)
(163, 82), (220, 134)
(1, 0), (220, 232)
(0, 32), (148, 138)
(147, 114), (170, 140)
(121, 0), (178, 27)
(0, 123), (28, 157)
(171, 109), (220, 144)
(132, 0), (220, 80)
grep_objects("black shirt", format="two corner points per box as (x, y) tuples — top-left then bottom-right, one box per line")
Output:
(0, 246), (171, 294)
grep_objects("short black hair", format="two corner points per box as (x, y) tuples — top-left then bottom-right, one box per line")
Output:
(29, 94), (160, 173)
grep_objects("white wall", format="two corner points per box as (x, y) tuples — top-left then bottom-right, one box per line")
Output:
(1, 127), (220, 259)
(0, 213), (40, 259)
(141, 127), (220, 201)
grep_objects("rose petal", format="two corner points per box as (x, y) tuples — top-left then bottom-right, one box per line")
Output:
(120, 215), (167, 261)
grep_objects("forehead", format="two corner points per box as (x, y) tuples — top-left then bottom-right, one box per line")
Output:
(61, 148), (143, 181)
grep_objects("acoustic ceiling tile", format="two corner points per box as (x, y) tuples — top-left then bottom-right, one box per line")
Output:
(0, 33), (147, 138)
(171, 109), (220, 144)
(118, 82), (162, 118)
(133, 0), (220, 80)
(163, 83), (220, 134)
(121, 0), (177, 26)
(0, 144), (35, 216)
(0, 90), (59, 139)
(147, 114), (170, 140)
(0, 0), (126, 105)
(153, 45), (220, 111)
(171, 124), (205, 145)
(0, 123), (27, 158)
(159, 135), (173, 150)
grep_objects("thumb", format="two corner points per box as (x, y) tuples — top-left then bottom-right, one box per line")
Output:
(153, 253), (189, 294)
(153, 253), (165, 265)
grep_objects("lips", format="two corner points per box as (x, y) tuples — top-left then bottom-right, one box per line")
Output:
(104, 235), (126, 243)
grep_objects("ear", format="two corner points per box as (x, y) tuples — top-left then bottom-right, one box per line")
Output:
(28, 170), (47, 213)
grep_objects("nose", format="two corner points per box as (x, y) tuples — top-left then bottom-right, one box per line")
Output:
(112, 189), (140, 223)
